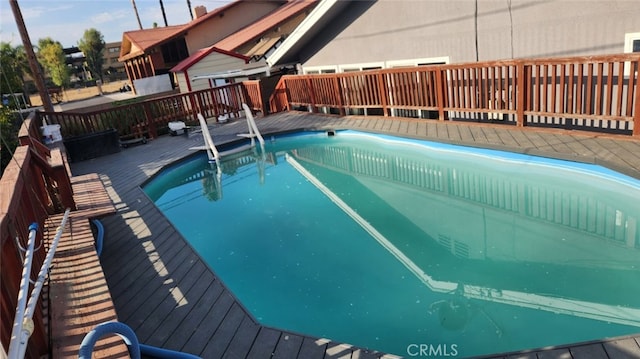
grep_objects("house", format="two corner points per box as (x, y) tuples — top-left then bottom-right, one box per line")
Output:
(268, 0), (640, 74)
(103, 42), (126, 81)
(170, 0), (318, 94)
(117, 0), (288, 93)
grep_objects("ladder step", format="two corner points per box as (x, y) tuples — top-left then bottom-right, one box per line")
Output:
(219, 144), (253, 156)
(237, 133), (257, 138)
(190, 144), (253, 156)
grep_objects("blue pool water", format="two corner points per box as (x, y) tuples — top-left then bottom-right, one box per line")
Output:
(144, 130), (640, 358)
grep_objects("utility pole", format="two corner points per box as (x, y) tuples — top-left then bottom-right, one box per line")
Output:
(132, 0), (143, 29)
(159, 0), (168, 26)
(9, 0), (54, 113)
(187, 0), (193, 20)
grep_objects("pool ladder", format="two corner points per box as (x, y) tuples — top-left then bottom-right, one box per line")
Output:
(196, 103), (265, 163)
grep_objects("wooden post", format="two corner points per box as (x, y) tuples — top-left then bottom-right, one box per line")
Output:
(256, 81), (266, 115)
(633, 59), (640, 137)
(377, 72), (389, 117)
(333, 76), (345, 116)
(49, 148), (76, 210)
(142, 102), (157, 139)
(307, 77), (317, 113)
(435, 68), (447, 121)
(516, 61), (526, 127)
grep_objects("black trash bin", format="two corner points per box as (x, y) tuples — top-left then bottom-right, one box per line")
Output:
(63, 128), (121, 162)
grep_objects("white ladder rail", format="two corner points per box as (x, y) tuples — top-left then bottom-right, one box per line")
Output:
(239, 103), (265, 152)
(197, 113), (220, 163)
(9, 209), (71, 359)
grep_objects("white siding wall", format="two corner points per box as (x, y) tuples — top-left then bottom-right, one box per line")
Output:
(300, 0), (640, 68)
(175, 51), (247, 93)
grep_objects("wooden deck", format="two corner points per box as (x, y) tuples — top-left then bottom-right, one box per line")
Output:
(67, 112), (640, 359)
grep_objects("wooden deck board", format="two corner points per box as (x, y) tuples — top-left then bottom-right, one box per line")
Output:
(273, 333), (304, 358)
(246, 327), (282, 359)
(66, 112), (640, 359)
(160, 280), (224, 350)
(298, 337), (329, 359)
(221, 316), (261, 359)
(200, 303), (247, 358)
(602, 338), (640, 359)
(536, 348), (573, 359)
(131, 259), (206, 339)
(182, 292), (236, 354)
(106, 230), (188, 307)
(141, 264), (213, 347)
(570, 344), (609, 359)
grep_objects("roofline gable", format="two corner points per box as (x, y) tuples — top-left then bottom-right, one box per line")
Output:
(214, 0), (318, 53)
(267, 0), (343, 67)
(170, 46), (249, 72)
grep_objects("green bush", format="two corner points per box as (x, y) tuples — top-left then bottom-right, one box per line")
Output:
(0, 107), (20, 177)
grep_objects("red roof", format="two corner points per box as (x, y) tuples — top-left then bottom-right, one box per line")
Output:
(119, 25), (186, 61)
(214, 0), (318, 52)
(118, 0), (254, 61)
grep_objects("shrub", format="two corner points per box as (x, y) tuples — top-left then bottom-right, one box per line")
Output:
(0, 107), (21, 176)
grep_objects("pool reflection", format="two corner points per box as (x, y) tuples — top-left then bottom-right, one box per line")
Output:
(287, 139), (640, 328)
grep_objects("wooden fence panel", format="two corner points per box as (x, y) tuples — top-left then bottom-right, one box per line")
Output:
(1, 147), (59, 358)
(441, 61), (518, 118)
(242, 80), (264, 114)
(38, 82), (257, 140)
(523, 56), (639, 127)
(268, 53), (640, 136)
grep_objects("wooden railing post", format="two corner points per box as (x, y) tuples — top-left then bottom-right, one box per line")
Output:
(377, 71), (389, 117)
(516, 61), (526, 127)
(142, 102), (157, 139)
(634, 59), (640, 137)
(306, 76), (317, 113)
(435, 68), (447, 121)
(333, 76), (345, 116)
(256, 81), (266, 115)
(49, 148), (76, 210)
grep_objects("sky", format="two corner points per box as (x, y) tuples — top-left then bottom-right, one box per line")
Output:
(0, 0), (232, 48)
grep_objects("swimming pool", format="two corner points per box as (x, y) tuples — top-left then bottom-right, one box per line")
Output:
(144, 130), (640, 357)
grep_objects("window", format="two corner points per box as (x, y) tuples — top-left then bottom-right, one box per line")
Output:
(385, 56), (450, 68)
(625, 32), (640, 53)
(338, 62), (384, 72)
(302, 66), (337, 74)
(624, 32), (640, 76)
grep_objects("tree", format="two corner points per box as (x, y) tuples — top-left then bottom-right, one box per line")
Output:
(0, 42), (31, 101)
(78, 29), (106, 82)
(37, 37), (70, 88)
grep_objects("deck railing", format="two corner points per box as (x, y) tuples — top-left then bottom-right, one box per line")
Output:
(0, 113), (75, 358)
(37, 81), (264, 140)
(270, 53), (640, 136)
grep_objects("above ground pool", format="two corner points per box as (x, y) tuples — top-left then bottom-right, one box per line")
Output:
(143, 130), (640, 358)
